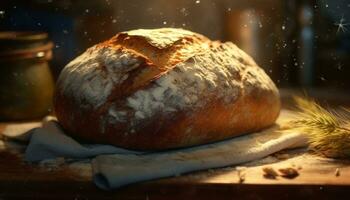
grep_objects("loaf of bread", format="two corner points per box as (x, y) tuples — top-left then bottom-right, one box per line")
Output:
(54, 28), (280, 150)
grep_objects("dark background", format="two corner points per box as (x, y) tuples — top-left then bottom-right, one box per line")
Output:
(1, 0), (350, 90)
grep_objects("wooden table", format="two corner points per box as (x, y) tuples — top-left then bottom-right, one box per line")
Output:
(1, 147), (350, 200)
(1, 89), (350, 200)
(1, 125), (350, 199)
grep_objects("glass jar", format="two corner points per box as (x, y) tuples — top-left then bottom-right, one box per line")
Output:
(0, 32), (54, 120)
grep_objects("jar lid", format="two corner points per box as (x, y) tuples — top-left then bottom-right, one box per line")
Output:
(0, 31), (53, 61)
(0, 31), (48, 41)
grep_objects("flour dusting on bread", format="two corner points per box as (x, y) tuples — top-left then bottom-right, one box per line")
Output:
(57, 46), (141, 107)
(125, 28), (200, 49)
(54, 28), (280, 150)
(123, 42), (250, 123)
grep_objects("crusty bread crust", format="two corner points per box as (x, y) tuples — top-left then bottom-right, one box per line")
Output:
(54, 28), (280, 150)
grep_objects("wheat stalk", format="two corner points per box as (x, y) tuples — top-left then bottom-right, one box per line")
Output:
(289, 96), (350, 158)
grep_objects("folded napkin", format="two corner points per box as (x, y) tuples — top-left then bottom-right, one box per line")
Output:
(2, 113), (308, 190)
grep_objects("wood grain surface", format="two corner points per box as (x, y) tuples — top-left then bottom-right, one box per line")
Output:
(0, 147), (350, 200)
(1, 106), (350, 199)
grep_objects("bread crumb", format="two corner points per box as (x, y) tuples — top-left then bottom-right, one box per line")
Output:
(238, 171), (246, 183)
(335, 168), (340, 177)
(236, 166), (247, 183)
(278, 167), (299, 179)
(262, 167), (279, 179)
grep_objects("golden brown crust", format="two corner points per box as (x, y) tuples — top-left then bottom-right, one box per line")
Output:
(54, 28), (280, 150)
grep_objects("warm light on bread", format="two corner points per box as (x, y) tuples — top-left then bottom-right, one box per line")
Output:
(54, 28), (280, 150)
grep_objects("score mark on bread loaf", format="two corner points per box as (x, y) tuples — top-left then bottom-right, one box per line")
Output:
(54, 28), (280, 150)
